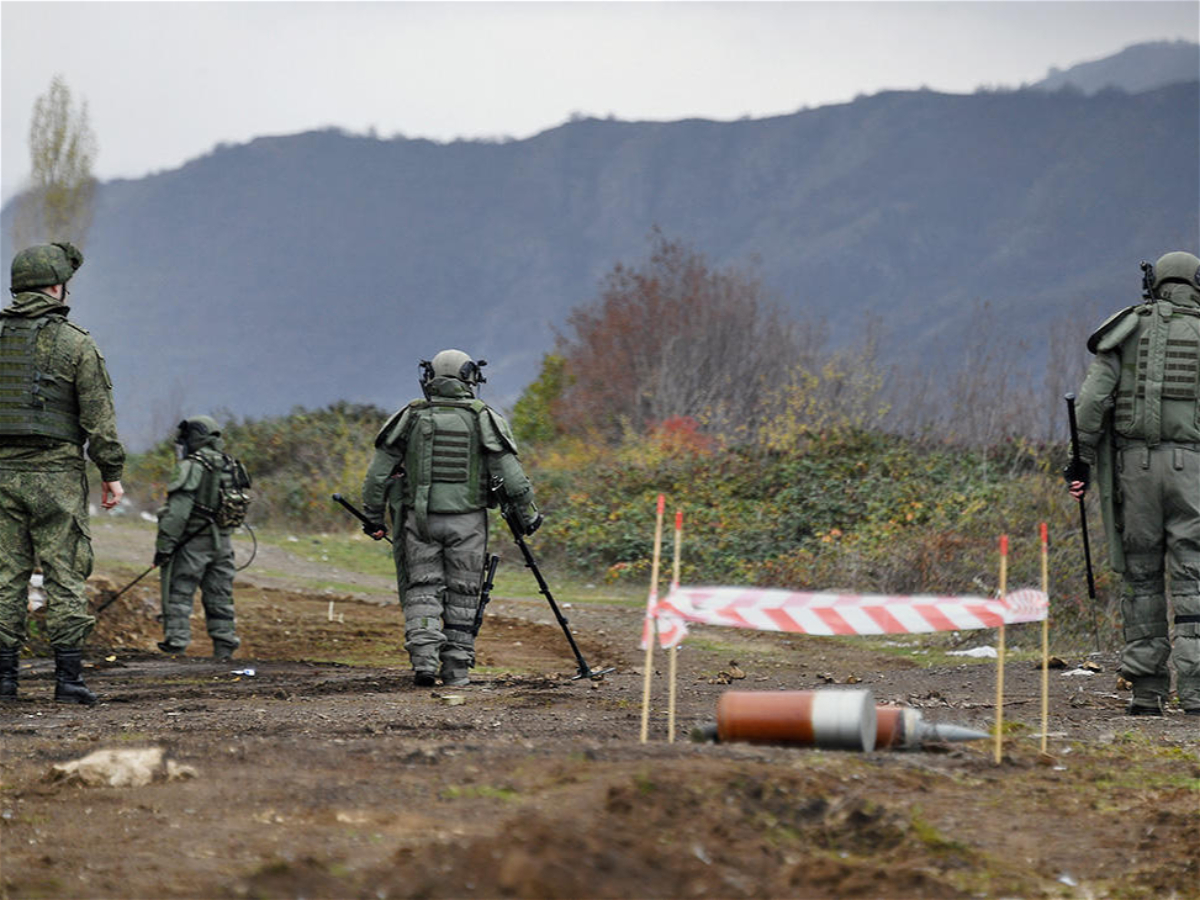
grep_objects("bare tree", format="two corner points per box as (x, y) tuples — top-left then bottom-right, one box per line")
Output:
(12, 75), (98, 248)
(556, 230), (810, 442)
(1043, 304), (1095, 443)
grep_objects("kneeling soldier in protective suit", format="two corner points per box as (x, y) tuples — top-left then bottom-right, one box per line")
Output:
(1067, 251), (1200, 716)
(156, 416), (251, 659)
(361, 349), (540, 687)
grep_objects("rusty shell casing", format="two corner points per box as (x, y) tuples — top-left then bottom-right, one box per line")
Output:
(874, 706), (920, 749)
(716, 689), (877, 751)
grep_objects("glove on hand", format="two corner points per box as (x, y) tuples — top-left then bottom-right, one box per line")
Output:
(525, 512), (544, 537)
(153, 550), (173, 567)
(1062, 459), (1090, 491)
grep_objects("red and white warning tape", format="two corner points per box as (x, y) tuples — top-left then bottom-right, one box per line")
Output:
(650, 586), (1047, 649)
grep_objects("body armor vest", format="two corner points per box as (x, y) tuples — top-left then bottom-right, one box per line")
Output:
(1114, 300), (1200, 445)
(403, 399), (489, 514)
(0, 316), (84, 444)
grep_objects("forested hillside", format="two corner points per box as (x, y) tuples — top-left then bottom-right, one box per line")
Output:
(3, 79), (1197, 446)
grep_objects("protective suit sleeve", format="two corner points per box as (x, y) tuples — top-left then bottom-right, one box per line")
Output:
(1074, 352), (1120, 463)
(479, 407), (520, 454)
(374, 405), (415, 448)
(362, 444), (404, 523)
(156, 459), (204, 553)
(486, 451), (538, 527)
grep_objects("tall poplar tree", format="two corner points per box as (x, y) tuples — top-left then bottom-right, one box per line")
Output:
(12, 75), (98, 248)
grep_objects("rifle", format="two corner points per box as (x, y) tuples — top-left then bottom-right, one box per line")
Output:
(498, 503), (614, 680)
(332, 493), (392, 544)
(1140, 260), (1155, 301)
(96, 520), (211, 614)
(1064, 392), (1101, 650)
(472, 554), (500, 637)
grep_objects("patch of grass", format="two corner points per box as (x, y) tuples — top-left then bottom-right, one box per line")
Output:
(441, 784), (519, 801)
(491, 563), (642, 607)
(1152, 745), (1200, 764)
(634, 770), (656, 795)
(248, 568), (389, 597)
(908, 806), (969, 855)
(257, 530), (397, 578)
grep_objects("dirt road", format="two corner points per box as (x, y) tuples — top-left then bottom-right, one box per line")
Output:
(1, 523), (1197, 899)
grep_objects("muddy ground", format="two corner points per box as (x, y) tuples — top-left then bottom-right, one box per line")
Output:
(1, 522), (1198, 900)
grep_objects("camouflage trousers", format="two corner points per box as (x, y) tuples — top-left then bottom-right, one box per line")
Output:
(0, 466), (95, 650)
(159, 528), (239, 654)
(1116, 444), (1200, 709)
(399, 509), (487, 677)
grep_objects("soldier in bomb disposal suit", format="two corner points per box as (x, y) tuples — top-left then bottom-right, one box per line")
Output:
(1067, 251), (1200, 717)
(155, 416), (251, 660)
(0, 243), (125, 705)
(361, 349), (540, 688)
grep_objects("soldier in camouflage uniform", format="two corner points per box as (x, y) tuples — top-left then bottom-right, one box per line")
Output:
(155, 416), (244, 659)
(361, 349), (541, 687)
(0, 243), (125, 705)
(1068, 251), (1200, 716)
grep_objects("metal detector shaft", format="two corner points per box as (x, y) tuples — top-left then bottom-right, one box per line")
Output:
(502, 510), (613, 680)
(332, 493), (392, 544)
(1065, 393), (1101, 650)
(96, 520), (211, 614)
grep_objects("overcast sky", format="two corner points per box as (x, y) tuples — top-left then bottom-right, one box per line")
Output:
(2, 1), (1197, 202)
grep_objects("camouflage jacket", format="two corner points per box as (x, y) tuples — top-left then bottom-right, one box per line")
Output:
(0, 291), (125, 481)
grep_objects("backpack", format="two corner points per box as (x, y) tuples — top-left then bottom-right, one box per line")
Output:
(191, 451), (253, 528)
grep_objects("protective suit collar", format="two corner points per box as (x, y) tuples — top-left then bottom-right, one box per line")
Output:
(427, 376), (474, 400)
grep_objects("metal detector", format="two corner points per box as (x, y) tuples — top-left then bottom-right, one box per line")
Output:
(96, 520), (256, 614)
(500, 507), (614, 681)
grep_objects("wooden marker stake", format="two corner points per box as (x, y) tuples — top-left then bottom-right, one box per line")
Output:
(1040, 522), (1050, 755)
(639, 494), (666, 744)
(994, 534), (1008, 765)
(667, 509), (683, 743)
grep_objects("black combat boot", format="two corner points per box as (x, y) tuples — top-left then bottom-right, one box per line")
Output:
(53, 648), (97, 705)
(1126, 701), (1164, 716)
(1126, 675), (1167, 716)
(0, 648), (18, 698)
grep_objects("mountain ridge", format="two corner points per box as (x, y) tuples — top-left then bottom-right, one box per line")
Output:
(2, 48), (1197, 448)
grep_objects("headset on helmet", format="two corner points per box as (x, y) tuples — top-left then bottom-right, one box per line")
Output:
(419, 349), (488, 393)
(175, 416), (221, 450)
(1141, 251), (1200, 299)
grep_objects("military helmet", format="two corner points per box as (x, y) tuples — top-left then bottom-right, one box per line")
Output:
(175, 415), (221, 448)
(9, 242), (84, 292)
(1150, 251), (1200, 291)
(421, 349), (488, 386)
